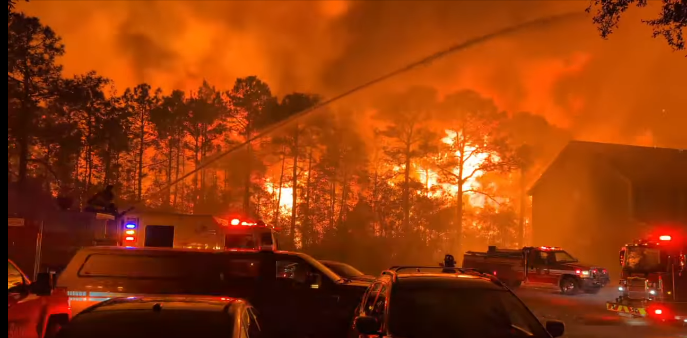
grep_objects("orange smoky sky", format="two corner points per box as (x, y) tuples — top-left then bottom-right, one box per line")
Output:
(19, 1), (687, 148)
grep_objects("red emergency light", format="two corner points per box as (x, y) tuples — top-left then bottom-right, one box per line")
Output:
(659, 235), (672, 241)
(539, 246), (561, 251)
(124, 236), (136, 242)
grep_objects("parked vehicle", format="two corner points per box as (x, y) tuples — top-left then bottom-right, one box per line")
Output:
(351, 255), (565, 338)
(118, 212), (279, 251)
(463, 246), (610, 294)
(56, 246), (369, 338)
(606, 232), (687, 325)
(8, 259), (71, 338)
(54, 296), (260, 338)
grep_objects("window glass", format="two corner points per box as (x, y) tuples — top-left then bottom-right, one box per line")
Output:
(363, 283), (382, 315)
(259, 232), (273, 246)
(8, 261), (23, 290)
(226, 235), (256, 249)
(276, 258), (312, 285)
(53, 311), (234, 338)
(240, 310), (250, 338)
(78, 254), (258, 280)
(388, 285), (548, 338)
(371, 284), (388, 321)
(247, 308), (261, 337)
(221, 259), (261, 279)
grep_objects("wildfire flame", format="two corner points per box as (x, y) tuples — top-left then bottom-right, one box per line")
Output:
(416, 129), (496, 207)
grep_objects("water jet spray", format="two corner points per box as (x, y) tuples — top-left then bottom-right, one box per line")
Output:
(119, 10), (586, 216)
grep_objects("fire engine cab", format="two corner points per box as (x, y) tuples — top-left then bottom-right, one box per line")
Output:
(606, 231), (687, 325)
(117, 211), (279, 251)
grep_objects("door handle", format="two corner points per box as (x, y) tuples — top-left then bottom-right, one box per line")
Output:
(331, 295), (340, 302)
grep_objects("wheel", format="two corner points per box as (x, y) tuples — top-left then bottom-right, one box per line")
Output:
(560, 277), (580, 295)
(43, 314), (70, 338)
(43, 318), (63, 338)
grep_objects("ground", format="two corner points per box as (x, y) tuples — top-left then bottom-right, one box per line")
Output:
(515, 287), (687, 338)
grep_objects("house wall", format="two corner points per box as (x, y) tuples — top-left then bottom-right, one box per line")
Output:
(531, 152), (597, 258)
(532, 156), (687, 282)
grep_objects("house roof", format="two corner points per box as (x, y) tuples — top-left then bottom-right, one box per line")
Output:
(528, 141), (687, 195)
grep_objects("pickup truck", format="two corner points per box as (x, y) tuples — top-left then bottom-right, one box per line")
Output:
(8, 259), (71, 338)
(463, 246), (610, 295)
(56, 246), (370, 338)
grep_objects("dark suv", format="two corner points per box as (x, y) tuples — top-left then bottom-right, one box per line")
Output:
(351, 256), (566, 338)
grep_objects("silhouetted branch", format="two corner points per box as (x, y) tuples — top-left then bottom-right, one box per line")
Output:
(464, 189), (503, 205)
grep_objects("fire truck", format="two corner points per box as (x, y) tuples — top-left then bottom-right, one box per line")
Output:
(117, 211), (279, 251)
(606, 232), (687, 325)
(463, 245), (610, 294)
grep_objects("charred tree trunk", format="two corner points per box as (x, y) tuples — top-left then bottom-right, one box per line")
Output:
(274, 146), (286, 227)
(289, 126), (300, 245)
(455, 149), (466, 257)
(243, 124), (253, 213)
(137, 108), (145, 202)
(166, 139), (173, 208)
(402, 144), (412, 235)
(329, 182), (336, 230)
(302, 150), (313, 248)
(173, 138), (182, 208)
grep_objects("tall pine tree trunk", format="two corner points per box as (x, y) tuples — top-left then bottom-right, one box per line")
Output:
(289, 127), (299, 246)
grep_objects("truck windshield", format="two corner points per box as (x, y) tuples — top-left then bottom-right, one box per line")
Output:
(625, 247), (664, 272)
(550, 251), (577, 263)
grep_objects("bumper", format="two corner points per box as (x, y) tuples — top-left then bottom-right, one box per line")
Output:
(607, 300), (687, 324)
(581, 277), (610, 289)
(606, 301), (647, 317)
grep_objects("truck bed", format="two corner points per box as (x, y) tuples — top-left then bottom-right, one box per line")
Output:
(462, 250), (525, 285)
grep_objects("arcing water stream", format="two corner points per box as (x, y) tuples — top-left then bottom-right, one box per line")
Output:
(123, 10), (586, 214)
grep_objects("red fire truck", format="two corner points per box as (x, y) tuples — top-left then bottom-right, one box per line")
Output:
(606, 231), (687, 325)
(117, 211), (279, 251)
(463, 245), (610, 294)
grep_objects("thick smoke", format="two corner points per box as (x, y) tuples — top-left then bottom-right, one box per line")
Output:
(20, 1), (687, 147)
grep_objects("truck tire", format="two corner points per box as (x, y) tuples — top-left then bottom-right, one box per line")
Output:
(560, 276), (579, 295)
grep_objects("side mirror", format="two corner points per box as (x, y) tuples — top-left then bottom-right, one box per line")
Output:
(30, 272), (54, 296)
(354, 316), (380, 335)
(545, 320), (565, 338)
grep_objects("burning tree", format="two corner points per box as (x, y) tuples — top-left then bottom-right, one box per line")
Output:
(434, 89), (515, 254)
(374, 86), (438, 237)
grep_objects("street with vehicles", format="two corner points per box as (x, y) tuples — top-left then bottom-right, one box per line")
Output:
(516, 286), (686, 338)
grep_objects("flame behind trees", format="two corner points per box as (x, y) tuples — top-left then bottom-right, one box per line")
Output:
(8, 10), (570, 269)
(434, 90), (516, 254)
(374, 86), (437, 237)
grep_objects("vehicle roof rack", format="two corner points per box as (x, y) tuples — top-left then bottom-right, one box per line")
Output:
(379, 265), (508, 288)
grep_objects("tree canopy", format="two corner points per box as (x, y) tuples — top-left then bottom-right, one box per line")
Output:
(587, 0), (687, 51)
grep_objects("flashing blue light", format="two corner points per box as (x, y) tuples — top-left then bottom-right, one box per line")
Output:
(125, 223), (136, 229)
